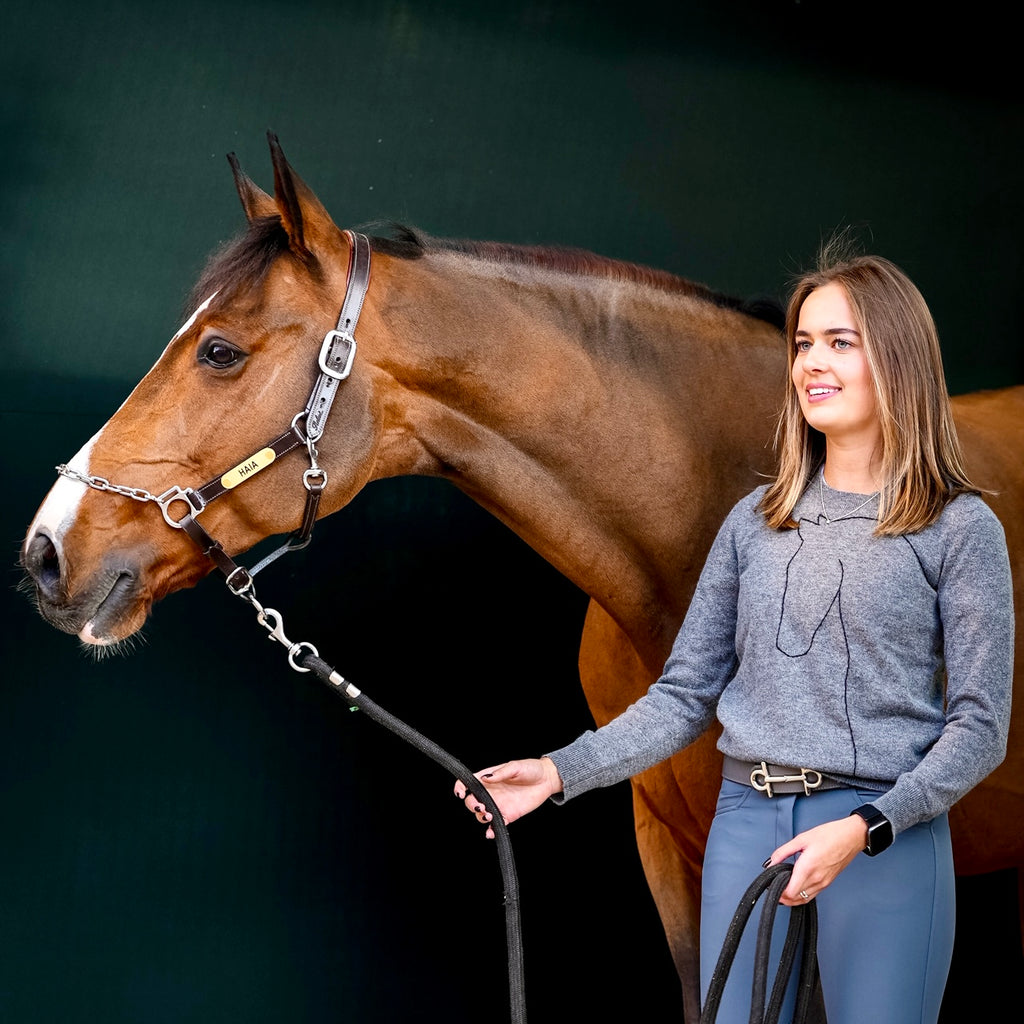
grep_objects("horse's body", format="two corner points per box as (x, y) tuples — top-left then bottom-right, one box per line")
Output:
(21, 138), (1024, 1021)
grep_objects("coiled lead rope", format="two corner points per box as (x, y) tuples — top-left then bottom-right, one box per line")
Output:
(700, 863), (819, 1024)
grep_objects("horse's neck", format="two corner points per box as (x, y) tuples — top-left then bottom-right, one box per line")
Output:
(367, 251), (784, 659)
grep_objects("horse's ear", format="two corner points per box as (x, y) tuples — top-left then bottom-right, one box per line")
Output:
(268, 132), (309, 259)
(227, 152), (276, 223)
(266, 131), (338, 262)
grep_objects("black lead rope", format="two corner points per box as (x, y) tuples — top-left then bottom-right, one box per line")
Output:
(700, 863), (819, 1024)
(296, 649), (527, 1024)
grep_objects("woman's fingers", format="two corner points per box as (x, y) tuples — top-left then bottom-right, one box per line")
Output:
(768, 816), (868, 904)
(453, 763), (511, 801)
(451, 758), (564, 838)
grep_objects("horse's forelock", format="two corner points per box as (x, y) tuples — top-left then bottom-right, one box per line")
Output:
(185, 215), (292, 316)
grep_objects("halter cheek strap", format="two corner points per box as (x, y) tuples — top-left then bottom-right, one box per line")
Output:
(305, 230), (371, 442)
(57, 229), (373, 593)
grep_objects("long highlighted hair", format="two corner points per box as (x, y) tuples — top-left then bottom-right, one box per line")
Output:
(758, 243), (977, 535)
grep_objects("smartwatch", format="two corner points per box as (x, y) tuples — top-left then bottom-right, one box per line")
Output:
(850, 804), (893, 856)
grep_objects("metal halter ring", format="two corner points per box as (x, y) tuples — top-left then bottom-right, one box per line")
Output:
(155, 486), (206, 529)
(303, 467), (327, 491)
(287, 640), (319, 673)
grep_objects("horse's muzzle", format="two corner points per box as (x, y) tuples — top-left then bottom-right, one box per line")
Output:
(21, 529), (146, 643)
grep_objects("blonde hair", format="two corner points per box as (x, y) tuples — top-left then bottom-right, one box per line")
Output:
(758, 241), (976, 535)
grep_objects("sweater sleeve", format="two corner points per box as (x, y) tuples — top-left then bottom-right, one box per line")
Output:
(872, 500), (1014, 834)
(546, 496), (752, 801)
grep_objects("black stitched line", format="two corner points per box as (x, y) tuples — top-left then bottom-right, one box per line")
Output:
(834, 561), (858, 777)
(775, 522), (840, 658)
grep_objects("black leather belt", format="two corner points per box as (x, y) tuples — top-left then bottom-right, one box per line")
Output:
(722, 755), (847, 797)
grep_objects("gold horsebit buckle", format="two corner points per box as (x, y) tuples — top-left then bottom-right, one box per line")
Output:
(749, 761), (823, 797)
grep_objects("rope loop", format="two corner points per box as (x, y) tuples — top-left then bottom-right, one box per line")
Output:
(700, 863), (820, 1024)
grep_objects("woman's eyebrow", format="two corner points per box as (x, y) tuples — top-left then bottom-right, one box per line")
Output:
(794, 326), (862, 337)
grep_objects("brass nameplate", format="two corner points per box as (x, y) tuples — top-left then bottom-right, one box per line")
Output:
(221, 448), (276, 489)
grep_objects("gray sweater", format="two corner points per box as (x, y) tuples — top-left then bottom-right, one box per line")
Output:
(548, 484), (1014, 835)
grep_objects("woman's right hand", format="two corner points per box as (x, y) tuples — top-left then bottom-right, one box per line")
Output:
(454, 757), (564, 838)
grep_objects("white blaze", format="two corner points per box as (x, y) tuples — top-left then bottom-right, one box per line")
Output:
(171, 291), (216, 342)
(26, 432), (99, 549)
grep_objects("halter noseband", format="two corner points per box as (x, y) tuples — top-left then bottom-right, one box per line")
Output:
(57, 229), (373, 597)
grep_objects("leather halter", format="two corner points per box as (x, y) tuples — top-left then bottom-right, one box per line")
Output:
(58, 229), (372, 595)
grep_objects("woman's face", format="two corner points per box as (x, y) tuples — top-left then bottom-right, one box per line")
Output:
(792, 282), (881, 452)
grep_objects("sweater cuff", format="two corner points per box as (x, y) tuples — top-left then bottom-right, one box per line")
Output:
(545, 733), (603, 804)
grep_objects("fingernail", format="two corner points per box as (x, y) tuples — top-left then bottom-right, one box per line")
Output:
(482, 773), (494, 779)
(475, 805), (485, 814)
(762, 857), (772, 868)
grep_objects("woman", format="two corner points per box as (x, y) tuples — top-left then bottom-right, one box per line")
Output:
(457, 247), (1014, 1023)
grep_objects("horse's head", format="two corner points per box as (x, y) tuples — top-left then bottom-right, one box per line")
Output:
(21, 134), (384, 647)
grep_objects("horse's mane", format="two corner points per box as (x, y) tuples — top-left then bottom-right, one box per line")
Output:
(370, 224), (784, 328)
(186, 217), (783, 330)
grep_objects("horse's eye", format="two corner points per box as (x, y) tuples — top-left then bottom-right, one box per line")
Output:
(198, 338), (243, 369)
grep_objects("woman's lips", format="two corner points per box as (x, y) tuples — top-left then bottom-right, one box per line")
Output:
(806, 385), (840, 403)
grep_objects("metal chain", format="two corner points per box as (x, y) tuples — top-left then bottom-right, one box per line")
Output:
(56, 464), (160, 504)
(56, 463), (201, 530)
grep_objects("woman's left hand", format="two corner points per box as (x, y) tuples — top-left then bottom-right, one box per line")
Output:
(765, 814), (869, 906)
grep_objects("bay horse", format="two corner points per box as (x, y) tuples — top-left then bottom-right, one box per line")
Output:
(20, 135), (1024, 1021)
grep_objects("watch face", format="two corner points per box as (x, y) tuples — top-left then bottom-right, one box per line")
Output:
(854, 804), (893, 855)
(867, 819), (894, 855)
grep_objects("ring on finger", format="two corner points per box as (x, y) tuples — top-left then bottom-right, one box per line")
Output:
(798, 890), (810, 901)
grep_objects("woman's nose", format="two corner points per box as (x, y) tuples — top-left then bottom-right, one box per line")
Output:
(803, 339), (830, 371)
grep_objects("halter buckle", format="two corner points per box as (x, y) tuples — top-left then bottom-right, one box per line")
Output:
(224, 565), (254, 596)
(318, 329), (357, 381)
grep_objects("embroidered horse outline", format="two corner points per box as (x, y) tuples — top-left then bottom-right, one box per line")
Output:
(776, 513), (857, 773)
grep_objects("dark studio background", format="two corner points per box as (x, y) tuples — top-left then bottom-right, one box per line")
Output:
(2, 2), (1021, 1021)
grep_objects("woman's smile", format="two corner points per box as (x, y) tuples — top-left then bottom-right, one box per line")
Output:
(806, 384), (841, 403)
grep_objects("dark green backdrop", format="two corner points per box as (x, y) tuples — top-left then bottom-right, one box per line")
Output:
(3, 2), (1021, 1021)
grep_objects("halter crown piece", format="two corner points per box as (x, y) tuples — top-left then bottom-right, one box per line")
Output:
(57, 230), (373, 597)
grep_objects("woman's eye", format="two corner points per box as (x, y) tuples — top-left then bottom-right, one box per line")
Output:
(199, 339), (243, 368)
(833, 338), (852, 350)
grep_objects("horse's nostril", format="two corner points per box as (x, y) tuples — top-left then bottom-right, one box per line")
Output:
(25, 531), (63, 598)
